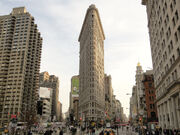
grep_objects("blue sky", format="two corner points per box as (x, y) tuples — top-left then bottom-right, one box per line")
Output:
(0, 0), (152, 116)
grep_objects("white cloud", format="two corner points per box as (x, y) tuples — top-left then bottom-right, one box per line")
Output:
(0, 0), (152, 116)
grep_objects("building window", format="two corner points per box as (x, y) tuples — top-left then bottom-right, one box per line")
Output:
(177, 48), (180, 56)
(149, 83), (152, 88)
(172, 17), (175, 27)
(175, 32), (178, 42)
(170, 3), (173, 13)
(150, 104), (153, 109)
(175, 10), (179, 21)
(151, 112), (156, 119)
(173, 0), (176, 5)
(174, 70), (177, 79)
(178, 25), (180, 38)
(172, 55), (175, 63)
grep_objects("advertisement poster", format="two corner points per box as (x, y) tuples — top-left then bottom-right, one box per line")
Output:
(72, 77), (79, 97)
(39, 87), (52, 98)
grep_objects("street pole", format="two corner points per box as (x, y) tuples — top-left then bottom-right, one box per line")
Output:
(116, 126), (119, 135)
(141, 117), (144, 135)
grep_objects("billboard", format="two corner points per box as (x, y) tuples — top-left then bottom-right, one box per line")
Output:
(39, 87), (52, 98)
(71, 77), (79, 97)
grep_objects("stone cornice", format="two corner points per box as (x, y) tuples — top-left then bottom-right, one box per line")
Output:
(155, 55), (180, 91)
(78, 4), (105, 42)
(142, 0), (147, 5)
(155, 78), (180, 103)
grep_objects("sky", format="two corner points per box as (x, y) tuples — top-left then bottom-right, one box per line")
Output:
(0, 0), (152, 117)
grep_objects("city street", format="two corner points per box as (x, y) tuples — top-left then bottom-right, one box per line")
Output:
(30, 127), (139, 135)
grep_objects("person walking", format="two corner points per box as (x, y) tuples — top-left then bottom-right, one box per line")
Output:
(27, 130), (32, 135)
(99, 129), (104, 135)
(44, 130), (49, 135)
(44, 130), (52, 135)
(59, 129), (63, 135)
(159, 127), (162, 135)
(92, 128), (95, 135)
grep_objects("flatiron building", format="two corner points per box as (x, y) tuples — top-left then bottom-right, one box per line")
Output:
(78, 4), (105, 122)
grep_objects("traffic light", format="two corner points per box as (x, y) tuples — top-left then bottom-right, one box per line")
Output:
(37, 100), (43, 115)
(139, 117), (142, 122)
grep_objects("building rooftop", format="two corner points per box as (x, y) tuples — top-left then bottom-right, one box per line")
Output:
(137, 62), (141, 66)
(11, 7), (27, 15)
(78, 4), (105, 41)
(89, 4), (96, 9)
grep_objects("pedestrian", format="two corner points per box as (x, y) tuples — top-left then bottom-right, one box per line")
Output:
(155, 128), (159, 135)
(59, 129), (63, 135)
(28, 130), (32, 135)
(159, 127), (162, 135)
(170, 129), (174, 135)
(174, 129), (178, 135)
(99, 129), (104, 135)
(92, 128), (95, 135)
(50, 129), (53, 135)
(44, 130), (49, 135)
(146, 129), (149, 135)
(72, 127), (77, 135)
(86, 128), (89, 134)
(127, 126), (129, 131)
(164, 129), (167, 135)
(44, 130), (52, 135)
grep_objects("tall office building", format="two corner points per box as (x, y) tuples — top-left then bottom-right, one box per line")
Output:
(104, 74), (113, 119)
(69, 75), (79, 111)
(0, 7), (42, 125)
(39, 87), (53, 122)
(130, 85), (138, 125)
(142, 70), (158, 123)
(39, 72), (59, 121)
(57, 101), (62, 122)
(78, 4), (105, 122)
(135, 63), (146, 118)
(69, 75), (79, 121)
(142, 0), (180, 129)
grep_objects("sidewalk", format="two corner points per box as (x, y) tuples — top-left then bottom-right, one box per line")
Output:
(78, 128), (103, 135)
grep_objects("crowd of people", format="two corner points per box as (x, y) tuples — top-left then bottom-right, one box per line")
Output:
(162, 129), (180, 135)
(136, 127), (180, 135)
(43, 128), (64, 135)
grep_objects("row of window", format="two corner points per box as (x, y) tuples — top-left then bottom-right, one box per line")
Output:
(149, 96), (155, 101)
(149, 103), (155, 109)
(157, 67), (178, 98)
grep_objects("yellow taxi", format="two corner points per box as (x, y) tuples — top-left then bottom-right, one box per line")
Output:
(4, 129), (8, 133)
(103, 128), (115, 135)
